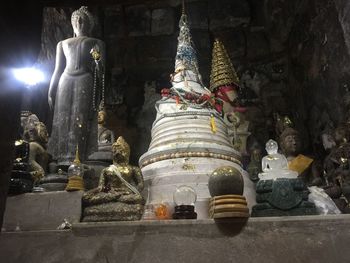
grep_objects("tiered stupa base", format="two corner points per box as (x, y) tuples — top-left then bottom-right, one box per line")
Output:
(140, 101), (256, 218)
(141, 157), (250, 218)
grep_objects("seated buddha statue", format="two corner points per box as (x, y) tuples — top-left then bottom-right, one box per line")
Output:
(27, 121), (49, 184)
(82, 136), (145, 221)
(21, 113), (49, 184)
(88, 109), (115, 163)
(280, 127), (323, 186)
(258, 139), (298, 180)
(97, 109), (114, 152)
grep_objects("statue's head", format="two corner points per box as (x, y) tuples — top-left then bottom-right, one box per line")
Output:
(265, 139), (278, 155)
(112, 136), (130, 163)
(71, 6), (95, 36)
(23, 114), (40, 141)
(98, 110), (107, 125)
(26, 122), (48, 145)
(279, 127), (301, 157)
(334, 124), (350, 145)
(275, 113), (293, 136)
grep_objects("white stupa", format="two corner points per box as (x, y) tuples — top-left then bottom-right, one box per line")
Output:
(139, 4), (255, 218)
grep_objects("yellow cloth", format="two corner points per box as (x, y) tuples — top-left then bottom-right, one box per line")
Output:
(210, 115), (217, 133)
(288, 154), (313, 175)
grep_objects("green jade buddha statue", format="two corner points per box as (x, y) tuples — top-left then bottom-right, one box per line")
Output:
(82, 136), (145, 221)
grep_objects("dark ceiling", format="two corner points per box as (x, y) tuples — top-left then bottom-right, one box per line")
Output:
(0, 3), (44, 67)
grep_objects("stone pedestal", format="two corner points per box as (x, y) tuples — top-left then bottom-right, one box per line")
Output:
(83, 202), (144, 222)
(2, 191), (83, 231)
(252, 178), (317, 217)
(40, 174), (68, 191)
(8, 170), (33, 195)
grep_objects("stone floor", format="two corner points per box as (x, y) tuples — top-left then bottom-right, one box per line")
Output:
(1, 215), (350, 263)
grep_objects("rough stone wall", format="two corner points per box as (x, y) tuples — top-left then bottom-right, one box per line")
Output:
(288, 0), (350, 158)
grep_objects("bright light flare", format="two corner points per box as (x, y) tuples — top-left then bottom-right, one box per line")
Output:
(12, 67), (45, 86)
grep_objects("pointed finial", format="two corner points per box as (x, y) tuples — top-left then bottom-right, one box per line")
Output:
(74, 145), (81, 164)
(174, 0), (198, 74)
(209, 38), (239, 91)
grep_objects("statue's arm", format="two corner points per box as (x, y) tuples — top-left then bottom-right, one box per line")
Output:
(97, 168), (107, 191)
(28, 143), (45, 181)
(48, 41), (65, 109)
(133, 167), (144, 191)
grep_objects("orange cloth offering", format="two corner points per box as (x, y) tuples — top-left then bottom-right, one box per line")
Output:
(288, 154), (313, 175)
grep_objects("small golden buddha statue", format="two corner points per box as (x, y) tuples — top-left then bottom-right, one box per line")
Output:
(82, 136), (145, 221)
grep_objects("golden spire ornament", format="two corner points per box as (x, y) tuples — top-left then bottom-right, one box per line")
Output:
(66, 145), (84, 191)
(73, 145), (81, 165)
(210, 39), (239, 92)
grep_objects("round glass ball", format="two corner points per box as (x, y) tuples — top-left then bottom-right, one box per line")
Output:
(67, 162), (82, 178)
(173, 185), (197, 206)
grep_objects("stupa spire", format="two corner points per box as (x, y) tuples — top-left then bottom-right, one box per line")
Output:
(73, 145), (81, 165)
(174, 1), (199, 75)
(210, 39), (239, 92)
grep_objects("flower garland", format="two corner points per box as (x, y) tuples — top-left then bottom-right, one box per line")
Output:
(161, 88), (223, 114)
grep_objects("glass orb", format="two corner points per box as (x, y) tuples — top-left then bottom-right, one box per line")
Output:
(173, 185), (197, 206)
(67, 162), (82, 178)
(142, 204), (156, 220)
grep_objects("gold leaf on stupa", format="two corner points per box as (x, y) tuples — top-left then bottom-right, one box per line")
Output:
(210, 39), (239, 91)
